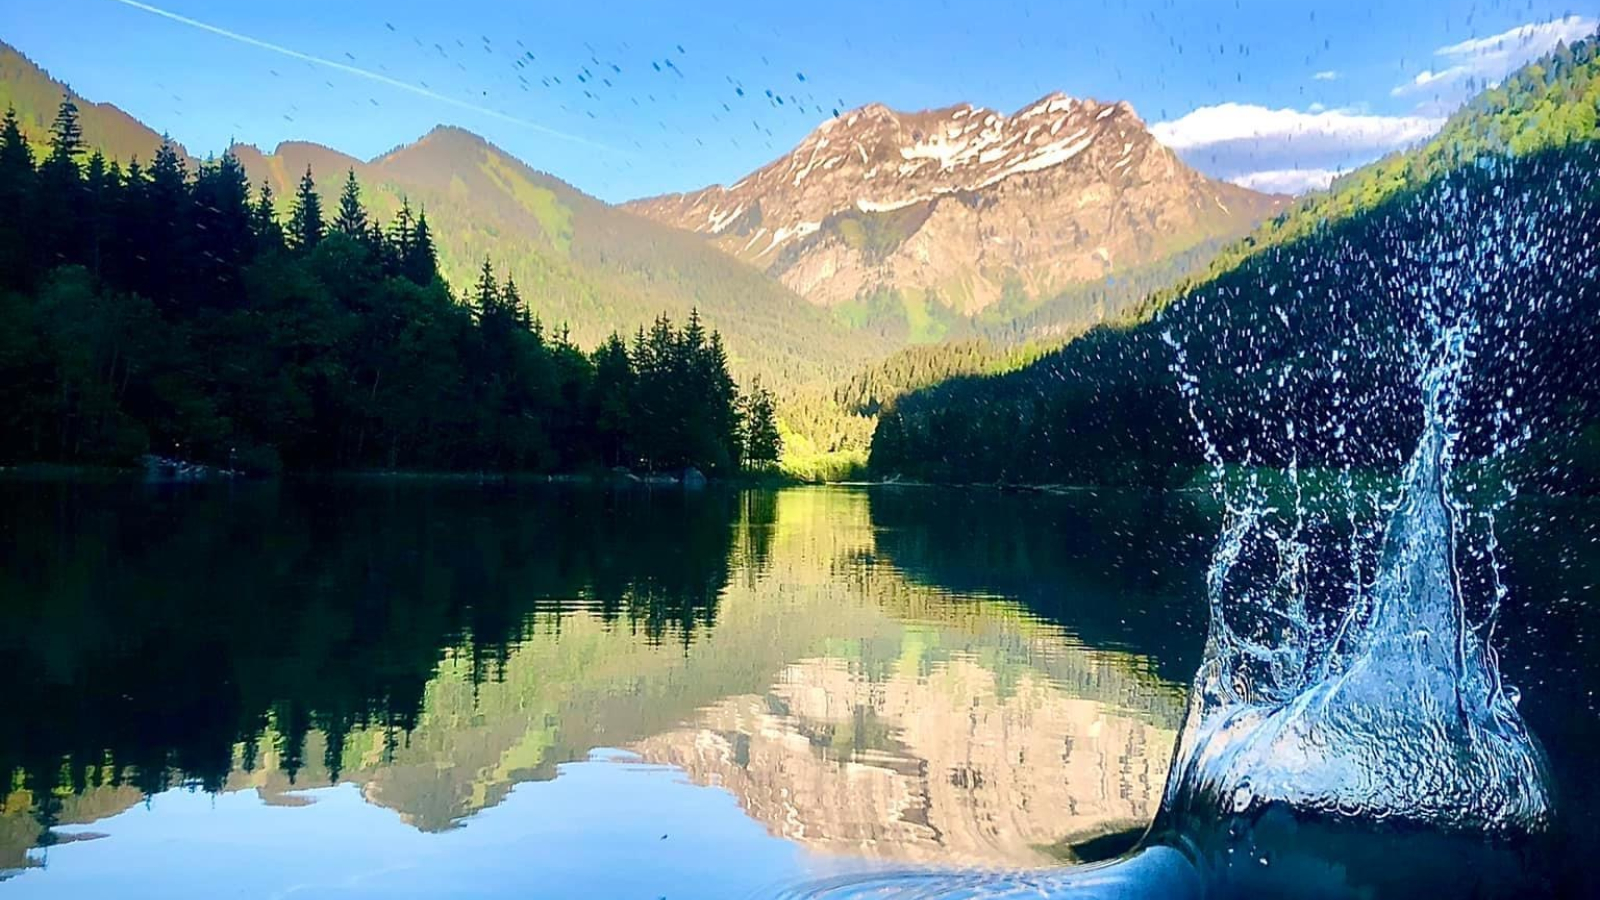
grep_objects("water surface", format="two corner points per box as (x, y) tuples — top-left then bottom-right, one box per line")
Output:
(0, 482), (1592, 897)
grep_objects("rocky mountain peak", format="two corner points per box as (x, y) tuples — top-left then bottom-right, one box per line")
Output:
(625, 91), (1284, 320)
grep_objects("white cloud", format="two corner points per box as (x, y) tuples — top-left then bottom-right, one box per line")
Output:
(1229, 168), (1342, 195)
(1392, 15), (1598, 100)
(1153, 15), (1596, 196)
(1152, 103), (1443, 196)
(1152, 103), (1442, 157)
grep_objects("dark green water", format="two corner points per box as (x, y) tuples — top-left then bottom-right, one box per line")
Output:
(0, 482), (1593, 897)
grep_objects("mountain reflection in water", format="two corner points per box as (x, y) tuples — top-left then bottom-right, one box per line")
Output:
(0, 483), (1204, 893)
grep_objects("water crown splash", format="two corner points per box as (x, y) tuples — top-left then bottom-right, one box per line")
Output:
(1151, 171), (1557, 896)
(1159, 318), (1553, 841)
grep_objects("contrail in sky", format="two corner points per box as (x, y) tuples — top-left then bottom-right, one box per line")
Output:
(107, 0), (617, 152)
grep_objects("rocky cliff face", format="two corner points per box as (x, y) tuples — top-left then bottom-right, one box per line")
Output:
(627, 94), (1285, 314)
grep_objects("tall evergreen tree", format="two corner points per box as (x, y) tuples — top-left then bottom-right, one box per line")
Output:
(389, 198), (414, 258)
(742, 379), (782, 469)
(705, 330), (742, 470)
(287, 165), (324, 252)
(45, 96), (84, 165)
(405, 208), (437, 285)
(367, 218), (391, 270)
(503, 276), (528, 328)
(140, 139), (190, 305)
(82, 151), (114, 278)
(473, 258), (500, 318)
(109, 157), (146, 287)
(0, 107), (35, 288)
(592, 333), (634, 467)
(250, 181), (283, 252)
(38, 97), (87, 268)
(191, 150), (253, 305)
(0, 106), (34, 173)
(334, 168), (368, 237)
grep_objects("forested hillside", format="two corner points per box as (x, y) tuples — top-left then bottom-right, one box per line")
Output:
(0, 101), (781, 476)
(872, 37), (1600, 491)
(0, 41), (891, 393)
(780, 340), (1051, 480)
(1128, 35), (1600, 323)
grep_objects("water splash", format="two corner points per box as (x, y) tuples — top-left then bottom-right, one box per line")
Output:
(1154, 169), (1555, 846)
(1159, 317), (1552, 841)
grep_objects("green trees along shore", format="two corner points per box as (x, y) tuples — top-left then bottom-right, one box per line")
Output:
(0, 100), (779, 476)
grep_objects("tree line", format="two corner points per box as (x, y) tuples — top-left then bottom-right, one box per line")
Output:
(0, 98), (780, 475)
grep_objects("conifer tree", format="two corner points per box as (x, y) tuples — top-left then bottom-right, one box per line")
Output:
(113, 157), (147, 285)
(0, 106), (33, 173)
(705, 330), (741, 469)
(191, 150), (253, 302)
(334, 169), (368, 237)
(250, 181), (283, 251)
(742, 379), (782, 469)
(404, 208), (437, 286)
(592, 333), (634, 467)
(368, 217), (394, 273)
(0, 107), (35, 288)
(390, 199), (413, 253)
(288, 165), (324, 251)
(83, 151), (113, 277)
(141, 138), (190, 305)
(473, 258), (499, 318)
(45, 96), (84, 166)
(38, 97), (87, 267)
(503, 276), (528, 328)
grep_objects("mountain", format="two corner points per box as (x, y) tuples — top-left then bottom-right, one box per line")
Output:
(626, 94), (1285, 331)
(0, 40), (890, 389)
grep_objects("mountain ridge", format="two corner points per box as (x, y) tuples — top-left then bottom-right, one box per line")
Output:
(626, 92), (1286, 322)
(0, 41), (190, 164)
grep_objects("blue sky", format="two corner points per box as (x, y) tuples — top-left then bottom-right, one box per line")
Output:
(4, 0), (1595, 200)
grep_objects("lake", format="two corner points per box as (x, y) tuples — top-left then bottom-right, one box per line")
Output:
(0, 481), (1594, 898)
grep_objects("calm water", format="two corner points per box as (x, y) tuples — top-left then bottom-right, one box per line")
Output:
(0, 482), (1594, 897)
